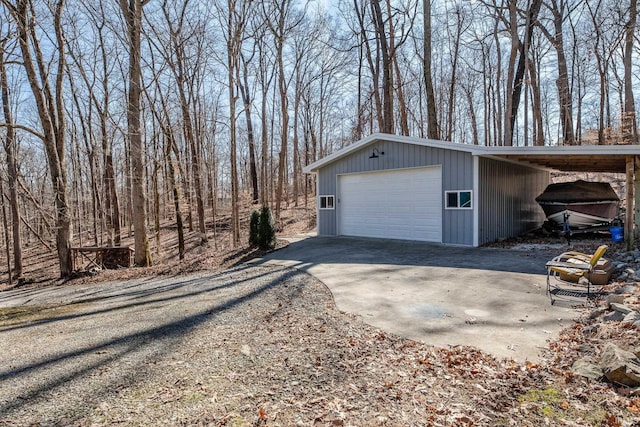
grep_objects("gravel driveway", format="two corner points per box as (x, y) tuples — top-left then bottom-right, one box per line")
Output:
(0, 264), (320, 425)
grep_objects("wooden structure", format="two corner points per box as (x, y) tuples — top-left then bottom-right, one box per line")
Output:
(70, 246), (134, 271)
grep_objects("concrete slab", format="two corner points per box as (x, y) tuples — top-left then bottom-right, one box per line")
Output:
(256, 236), (577, 362)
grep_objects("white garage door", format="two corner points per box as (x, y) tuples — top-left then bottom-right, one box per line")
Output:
(338, 167), (442, 242)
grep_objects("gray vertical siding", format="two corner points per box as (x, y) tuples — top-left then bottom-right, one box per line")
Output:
(478, 158), (549, 245)
(316, 140), (474, 245)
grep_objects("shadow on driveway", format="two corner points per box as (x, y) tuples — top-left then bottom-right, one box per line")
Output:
(264, 236), (554, 274)
(257, 236), (576, 362)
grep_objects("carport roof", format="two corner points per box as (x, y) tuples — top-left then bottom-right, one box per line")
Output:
(303, 133), (640, 174)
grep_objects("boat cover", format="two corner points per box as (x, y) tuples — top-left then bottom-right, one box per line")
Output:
(535, 180), (619, 204)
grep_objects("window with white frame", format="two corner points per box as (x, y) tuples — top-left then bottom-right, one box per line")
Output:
(445, 190), (472, 209)
(319, 195), (335, 210)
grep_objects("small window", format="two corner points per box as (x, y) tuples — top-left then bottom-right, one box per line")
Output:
(319, 195), (335, 210)
(445, 190), (472, 209)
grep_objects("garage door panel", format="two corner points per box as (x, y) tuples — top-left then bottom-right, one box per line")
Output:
(338, 167), (442, 242)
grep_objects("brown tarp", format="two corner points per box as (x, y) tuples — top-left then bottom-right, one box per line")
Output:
(535, 180), (619, 204)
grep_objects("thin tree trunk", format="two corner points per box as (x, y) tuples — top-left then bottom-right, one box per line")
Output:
(371, 0), (393, 134)
(423, 0), (439, 139)
(354, 0), (383, 131)
(540, 0), (575, 145)
(274, 18), (289, 221)
(162, 0), (207, 242)
(0, 37), (22, 278)
(226, 0), (241, 246)
(623, 0), (637, 143)
(529, 57), (544, 146)
(239, 55), (259, 203)
(0, 177), (12, 286)
(510, 0), (542, 145)
(503, 0), (518, 146)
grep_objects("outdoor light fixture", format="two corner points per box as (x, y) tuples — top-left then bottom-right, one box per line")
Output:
(369, 148), (384, 159)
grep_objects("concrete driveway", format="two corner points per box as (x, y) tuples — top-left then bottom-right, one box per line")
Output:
(257, 236), (576, 362)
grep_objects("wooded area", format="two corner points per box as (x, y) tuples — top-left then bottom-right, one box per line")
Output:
(0, 0), (638, 279)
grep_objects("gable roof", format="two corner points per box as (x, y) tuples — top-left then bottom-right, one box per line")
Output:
(303, 133), (640, 174)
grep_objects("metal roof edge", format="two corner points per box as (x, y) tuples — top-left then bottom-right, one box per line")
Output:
(474, 144), (640, 155)
(477, 154), (556, 172)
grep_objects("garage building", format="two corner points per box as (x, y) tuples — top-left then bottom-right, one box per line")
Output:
(303, 133), (640, 246)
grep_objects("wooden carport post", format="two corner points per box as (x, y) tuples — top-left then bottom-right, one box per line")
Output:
(626, 155), (638, 250)
(635, 156), (640, 248)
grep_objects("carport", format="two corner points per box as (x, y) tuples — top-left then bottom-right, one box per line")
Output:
(483, 144), (640, 248)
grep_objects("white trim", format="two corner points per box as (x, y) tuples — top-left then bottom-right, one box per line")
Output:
(445, 190), (473, 210)
(473, 156), (480, 247)
(318, 195), (335, 210)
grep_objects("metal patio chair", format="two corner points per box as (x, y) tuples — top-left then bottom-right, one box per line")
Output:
(545, 245), (609, 304)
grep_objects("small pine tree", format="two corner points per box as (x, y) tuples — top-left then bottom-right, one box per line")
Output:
(257, 205), (276, 250)
(249, 209), (260, 247)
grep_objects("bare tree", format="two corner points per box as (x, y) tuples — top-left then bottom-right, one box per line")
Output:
(537, 0), (576, 145)
(238, 50), (260, 204)
(622, 0), (637, 143)
(159, 0), (208, 242)
(423, 0), (440, 139)
(0, 30), (22, 279)
(1, 0), (73, 276)
(263, 0), (303, 221)
(119, 0), (151, 266)
(370, 0), (393, 134)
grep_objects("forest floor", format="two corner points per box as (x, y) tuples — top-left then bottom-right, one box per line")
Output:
(0, 203), (639, 426)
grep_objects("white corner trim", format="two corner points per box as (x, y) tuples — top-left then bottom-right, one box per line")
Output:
(473, 156), (480, 247)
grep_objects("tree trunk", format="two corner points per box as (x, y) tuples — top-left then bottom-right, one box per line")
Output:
(446, 6), (464, 141)
(540, 0), (575, 145)
(554, 21), (575, 145)
(0, 37), (22, 278)
(371, 0), (393, 134)
(166, 133), (185, 259)
(528, 57), (545, 146)
(423, 0), (440, 140)
(503, 0), (518, 146)
(239, 55), (259, 204)
(120, 0), (151, 266)
(509, 0), (542, 146)
(226, 0), (241, 246)
(162, 0), (208, 242)
(0, 177), (12, 286)
(272, 3), (290, 221)
(386, 0), (409, 136)
(623, 0), (637, 143)
(354, 0), (383, 131)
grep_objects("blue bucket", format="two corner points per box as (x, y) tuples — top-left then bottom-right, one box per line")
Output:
(610, 226), (624, 243)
